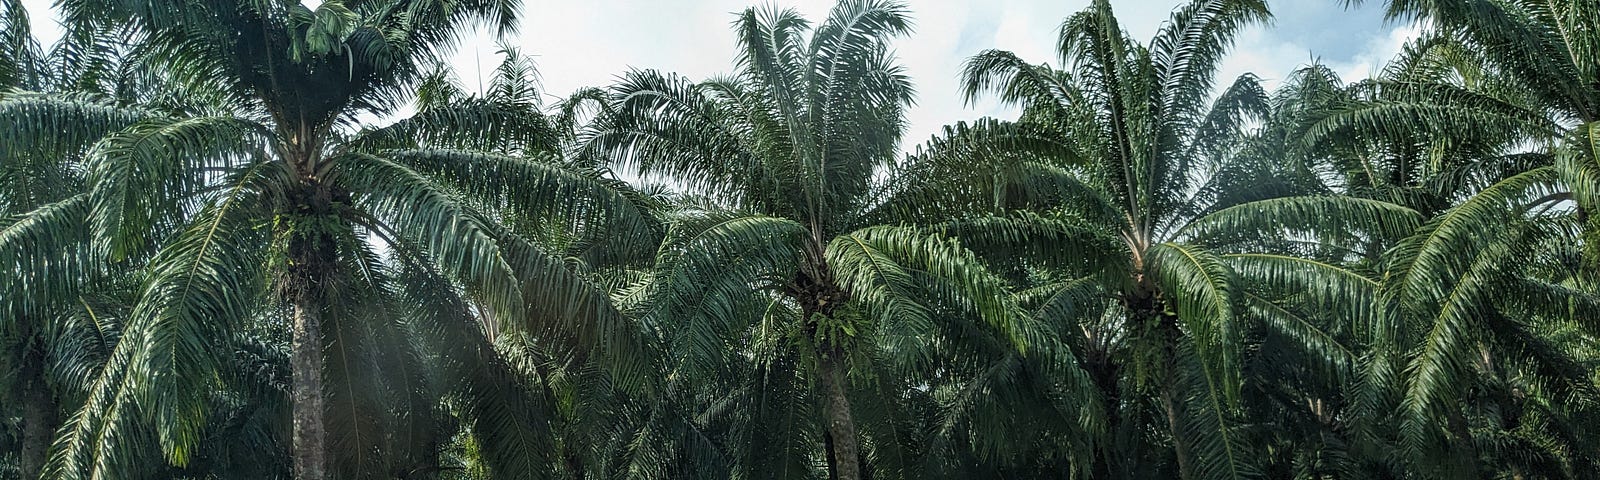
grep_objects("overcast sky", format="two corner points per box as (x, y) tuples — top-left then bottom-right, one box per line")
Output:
(18, 0), (1415, 148)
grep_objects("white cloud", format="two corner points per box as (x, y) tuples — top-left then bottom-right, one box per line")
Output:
(1325, 20), (1425, 81)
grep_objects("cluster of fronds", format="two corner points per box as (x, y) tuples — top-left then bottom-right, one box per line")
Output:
(1, 0), (1596, 479)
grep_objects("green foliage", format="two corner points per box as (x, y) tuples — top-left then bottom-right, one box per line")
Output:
(3, 0), (1598, 479)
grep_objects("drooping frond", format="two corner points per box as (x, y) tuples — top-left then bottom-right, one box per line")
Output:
(376, 148), (657, 242)
(0, 196), (97, 319)
(0, 92), (149, 160)
(349, 99), (557, 154)
(870, 119), (1086, 223)
(647, 211), (805, 381)
(1387, 167), (1561, 315)
(1384, 167), (1565, 471)
(1180, 196), (1422, 250)
(0, 0), (43, 88)
(960, 49), (1079, 117)
(1145, 242), (1256, 480)
(45, 319), (149, 480)
(581, 69), (768, 206)
(1145, 242), (1240, 404)
(84, 115), (272, 261)
(334, 151), (526, 328)
(393, 257), (555, 478)
(487, 223), (657, 394)
(1304, 81), (1561, 151)
(936, 212), (1125, 277)
(828, 225), (1037, 353)
(1227, 253), (1381, 334)
(1564, 123), (1600, 236)
(1240, 292), (1357, 375)
(1171, 337), (1259, 480)
(48, 178), (270, 478)
(121, 165), (271, 466)
(1188, 73), (1269, 164)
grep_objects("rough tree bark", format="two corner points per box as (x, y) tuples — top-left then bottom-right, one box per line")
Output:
(1160, 370), (1195, 480)
(1158, 314), (1195, 480)
(17, 321), (57, 480)
(795, 266), (861, 480)
(290, 295), (328, 480)
(817, 348), (861, 480)
(287, 179), (336, 480)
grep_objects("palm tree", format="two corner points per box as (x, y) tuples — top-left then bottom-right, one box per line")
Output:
(0, 4), (151, 476)
(1297, 25), (1600, 477)
(0, 4), (51, 476)
(578, 2), (1046, 478)
(0, 0), (652, 477)
(4, 10), (329, 476)
(1342, 0), (1600, 255)
(936, 0), (1425, 478)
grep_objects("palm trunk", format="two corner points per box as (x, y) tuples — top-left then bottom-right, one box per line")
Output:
(291, 294), (329, 480)
(1445, 406), (1478, 476)
(17, 322), (56, 480)
(817, 348), (861, 480)
(1158, 315), (1194, 480)
(794, 267), (860, 480)
(287, 207), (335, 480)
(284, 141), (337, 479)
(1160, 371), (1194, 480)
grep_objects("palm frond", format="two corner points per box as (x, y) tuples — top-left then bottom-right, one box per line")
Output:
(335, 151), (525, 327)
(1181, 196), (1422, 250)
(84, 115), (271, 261)
(829, 225), (1038, 353)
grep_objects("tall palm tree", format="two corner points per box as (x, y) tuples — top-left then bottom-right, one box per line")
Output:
(1300, 25), (1600, 477)
(3, 9), (339, 475)
(1176, 55), (1600, 478)
(0, 4), (154, 476)
(579, 2), (1046, 478)
(1, 4), (63, 476)
(1343, 0), (1600, 253)
(934, 0), (1425, 478)
(0, 0), (652, 477)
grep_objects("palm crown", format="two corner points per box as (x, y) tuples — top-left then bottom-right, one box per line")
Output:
(0, 0), (653, 477)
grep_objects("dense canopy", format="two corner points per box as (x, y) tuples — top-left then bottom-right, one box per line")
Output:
(0, 0), (1596, 479)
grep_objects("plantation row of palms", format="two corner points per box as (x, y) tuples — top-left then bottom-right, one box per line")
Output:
(1, 0), (1595, 478)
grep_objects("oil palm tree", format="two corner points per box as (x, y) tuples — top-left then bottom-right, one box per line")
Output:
(0, 5), (60, 475)
(0, 0), (652, 477)
(4, 9), (325, 475)
(1299, 25), (1600, 477)
(1176, 55), (1600, 478)
(0, 4), (146, 476)
(929, 0), (1428, 478)
(1342, 0), (1600, 250)
(578, 2), (1052, 478)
